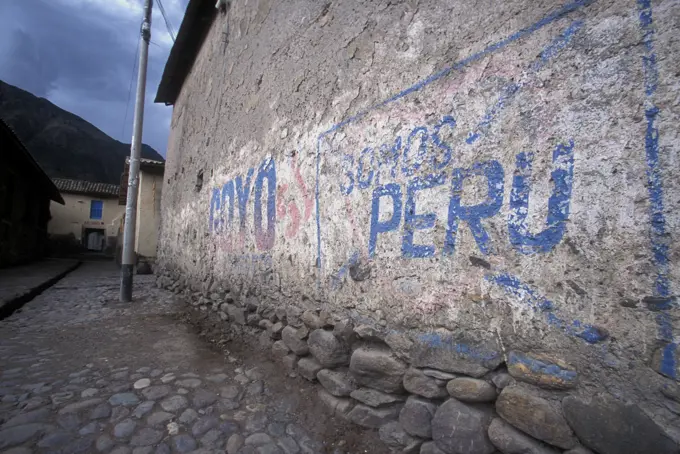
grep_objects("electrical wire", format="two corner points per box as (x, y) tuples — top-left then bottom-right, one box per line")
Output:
(155, 0), (176, 43)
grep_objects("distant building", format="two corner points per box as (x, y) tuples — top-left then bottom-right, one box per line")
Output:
(0, 118), (64, 267)
(117, 158), (165, 262)
(49, 179), (123, 253)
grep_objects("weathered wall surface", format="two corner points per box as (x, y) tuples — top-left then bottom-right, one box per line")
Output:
(157, 0), (680, 452)
(135, 170), (163, 258)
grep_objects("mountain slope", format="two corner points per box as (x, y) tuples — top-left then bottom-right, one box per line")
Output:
(0, 80), (164, 185)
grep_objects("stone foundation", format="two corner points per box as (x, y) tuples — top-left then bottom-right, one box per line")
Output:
(155, 270), (680, 454)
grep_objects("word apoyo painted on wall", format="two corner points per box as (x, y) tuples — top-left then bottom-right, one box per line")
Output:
(208, 154), (314, 252)
(208, 157), (276, 251)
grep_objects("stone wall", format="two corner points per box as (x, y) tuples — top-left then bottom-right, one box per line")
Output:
(155, 279), (680, 454)
(157, 0), (680, 452)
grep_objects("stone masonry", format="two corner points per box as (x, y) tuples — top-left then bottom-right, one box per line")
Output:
(158, 272), (680, 454)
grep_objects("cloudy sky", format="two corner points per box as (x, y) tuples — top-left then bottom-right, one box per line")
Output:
(0, 0), (189, 157)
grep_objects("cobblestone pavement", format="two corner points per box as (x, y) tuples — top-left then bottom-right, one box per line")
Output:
(0, 262), (363, 454)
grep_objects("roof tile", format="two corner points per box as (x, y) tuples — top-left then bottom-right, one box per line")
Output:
(52, 178), (120, 197)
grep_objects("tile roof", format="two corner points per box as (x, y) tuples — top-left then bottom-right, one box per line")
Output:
(125, 157), (166, 168)
(52, 178), (120, 198)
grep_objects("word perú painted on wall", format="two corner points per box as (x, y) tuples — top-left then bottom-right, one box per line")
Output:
(208, 155), (313, 251)
(338, 116), (575, 259)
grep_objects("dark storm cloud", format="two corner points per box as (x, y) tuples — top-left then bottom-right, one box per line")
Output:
(0, 0), (188, 156)
(2, 28), (54, 97)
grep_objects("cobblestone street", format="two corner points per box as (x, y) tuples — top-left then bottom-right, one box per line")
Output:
(0, 262), (371, 454)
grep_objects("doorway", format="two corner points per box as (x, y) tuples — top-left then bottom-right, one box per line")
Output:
(84, 228), (105, 251)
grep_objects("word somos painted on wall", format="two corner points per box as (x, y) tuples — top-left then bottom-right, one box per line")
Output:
(209, 157), (276, 251)
(336, 116), (575, 258)
(339, 116), (458, 195)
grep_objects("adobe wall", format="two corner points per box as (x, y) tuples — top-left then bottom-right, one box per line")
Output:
(156, 0), (680, 452)
(135, 170), (163, 258)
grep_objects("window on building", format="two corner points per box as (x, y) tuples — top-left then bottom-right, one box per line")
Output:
(90, 200), (103, 220)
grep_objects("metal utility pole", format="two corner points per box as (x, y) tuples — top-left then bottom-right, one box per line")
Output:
(120, 0), (152, 302)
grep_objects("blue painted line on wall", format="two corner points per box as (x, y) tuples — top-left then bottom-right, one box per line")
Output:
(636, 0), (676, 379)
(416, 332), (502, 363)
(466, 83), (520, 145)
(487, 273), (608, 344)
(330, 251), (360, 289)
(315, 136), (323, 288)
(336, 271), (611, 349)
(531, 20), (584, 72)
(315, 0), (593, 276)
(507, 351), (578, 382)
(466, 20), (583, 144)
(320, 0), (592, 137)
(340, 311), (504, 367)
